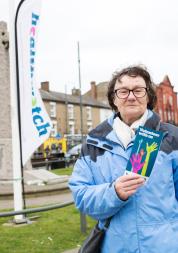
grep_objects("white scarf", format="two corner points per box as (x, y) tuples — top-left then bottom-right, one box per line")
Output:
(113, 110), (148, 148)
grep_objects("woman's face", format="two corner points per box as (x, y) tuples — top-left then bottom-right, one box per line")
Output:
(114, 75), (149, 125)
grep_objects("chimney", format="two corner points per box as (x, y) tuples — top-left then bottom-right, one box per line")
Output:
(90, 81), (97, 99)
(72, 87), (81, 96)
(41, 81), (49, 91)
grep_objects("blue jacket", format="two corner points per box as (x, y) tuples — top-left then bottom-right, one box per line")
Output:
(69, 111), (178, 253)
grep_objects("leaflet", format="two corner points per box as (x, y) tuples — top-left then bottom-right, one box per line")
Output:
(126, 126), (163, 180)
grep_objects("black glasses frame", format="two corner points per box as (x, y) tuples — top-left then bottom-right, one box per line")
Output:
(114, 87), (148, 99)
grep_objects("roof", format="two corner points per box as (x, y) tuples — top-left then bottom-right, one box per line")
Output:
(162, 75), (173, 87)
(40, 89), (110, 109)
(97, 81), (109, 88)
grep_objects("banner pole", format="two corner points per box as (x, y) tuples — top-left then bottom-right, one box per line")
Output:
(9, 0), (25, 222)
(14, 0), (27, 213)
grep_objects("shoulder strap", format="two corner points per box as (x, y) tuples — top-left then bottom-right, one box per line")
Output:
(103, 216), (112, 230)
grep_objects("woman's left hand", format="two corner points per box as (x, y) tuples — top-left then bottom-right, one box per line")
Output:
(114, 173), (145, 201)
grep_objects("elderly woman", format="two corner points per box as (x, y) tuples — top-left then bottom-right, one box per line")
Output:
(69, 66), (178, 253)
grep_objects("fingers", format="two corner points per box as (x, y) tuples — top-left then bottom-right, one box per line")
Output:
(123, 182), (144, 192)
(118, 173), (142, 183)
(126, 189), (137, 196)
(121, 177), (144, 188)
(114, 173), (145, 201)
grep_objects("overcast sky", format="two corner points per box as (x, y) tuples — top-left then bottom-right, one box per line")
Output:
(1, 0), (178, 94)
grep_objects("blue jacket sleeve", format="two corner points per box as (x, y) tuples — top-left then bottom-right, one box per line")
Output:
(68, 153), (128, 220)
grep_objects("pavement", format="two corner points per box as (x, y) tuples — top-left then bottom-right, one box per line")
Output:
(0, 179), (69, 198)
(0, 172), (72, 209)
(0, 169), (70, 198)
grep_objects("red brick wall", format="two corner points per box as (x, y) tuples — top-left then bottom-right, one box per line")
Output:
(155, 77), (178, 125)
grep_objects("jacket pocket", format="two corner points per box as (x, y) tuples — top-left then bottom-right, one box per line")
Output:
(138, 221), (178, 253)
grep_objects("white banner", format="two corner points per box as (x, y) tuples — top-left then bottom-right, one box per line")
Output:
(16, 0), (52, 166)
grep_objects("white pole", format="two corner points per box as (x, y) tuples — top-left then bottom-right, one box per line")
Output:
(77, 42), (84, 142)
(8, 0), (24, 222)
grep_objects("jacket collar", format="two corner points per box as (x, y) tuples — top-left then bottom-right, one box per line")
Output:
(87, 110), (161, 151)
(144, 111), (161, 130)
(88, 119), (113, 140)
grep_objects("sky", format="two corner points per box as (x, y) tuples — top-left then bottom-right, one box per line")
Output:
(1, 0), (178, 94)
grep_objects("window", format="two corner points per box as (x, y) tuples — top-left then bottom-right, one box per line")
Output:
(51, 120), (57, 137)
(168, 110), (171, 121)
(164, 111), (167, 121)
(68, 104), (74, 120)
(100, 109), (112, 122)
(86, 106), (92, 120)
(172, 112), (174, 121)
(87, 122), (93, 132)
(49, 102), (56, 117)
(69, 121), (75, 135)
(169, 96), (173, 106)
(163, 94), (166, 105)
(159, 109), (163, 120)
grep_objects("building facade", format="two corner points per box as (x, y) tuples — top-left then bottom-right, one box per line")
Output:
(155, 76), (178, 125)
(83, 81), (109, 105)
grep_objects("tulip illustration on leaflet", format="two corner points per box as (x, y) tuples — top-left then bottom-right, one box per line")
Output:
(126, 126), (163, 181)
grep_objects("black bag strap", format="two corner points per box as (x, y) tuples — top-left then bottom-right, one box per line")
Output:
(103, 216), (112, 230)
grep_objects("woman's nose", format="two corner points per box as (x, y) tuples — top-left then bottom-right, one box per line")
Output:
(127, 91), (136, 100)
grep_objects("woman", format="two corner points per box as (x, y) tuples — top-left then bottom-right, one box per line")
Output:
(69, 65), (178, 253)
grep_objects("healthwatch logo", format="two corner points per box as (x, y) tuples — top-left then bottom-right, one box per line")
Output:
(30, 13), (50, 137)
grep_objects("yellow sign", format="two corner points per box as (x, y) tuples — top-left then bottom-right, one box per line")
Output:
(43, 137), (67, 153)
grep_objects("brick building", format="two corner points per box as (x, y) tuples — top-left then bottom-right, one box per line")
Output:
(83, 81), (108, 105)
(155, 76), (178, 125)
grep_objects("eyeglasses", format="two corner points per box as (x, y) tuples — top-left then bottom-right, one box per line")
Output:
(114, 87), (148, 99)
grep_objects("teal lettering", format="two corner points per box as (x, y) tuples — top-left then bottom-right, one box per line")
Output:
(31, 66), (34, 78)
(37, 123), (50, 136)
(32, 13), (39, 26)
(32, 106), (41, 114)
(30, 37), (35, 48)
(30, 50), (35, 56)
(33, 115), (43, 125)
(30, 58), (34, 64)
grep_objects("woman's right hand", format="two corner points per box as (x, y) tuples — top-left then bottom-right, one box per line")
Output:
(114, 173), (145, 201)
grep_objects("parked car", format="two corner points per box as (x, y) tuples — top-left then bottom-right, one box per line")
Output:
(65, 144), (82, 166)
(67, 144), (82, 156)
